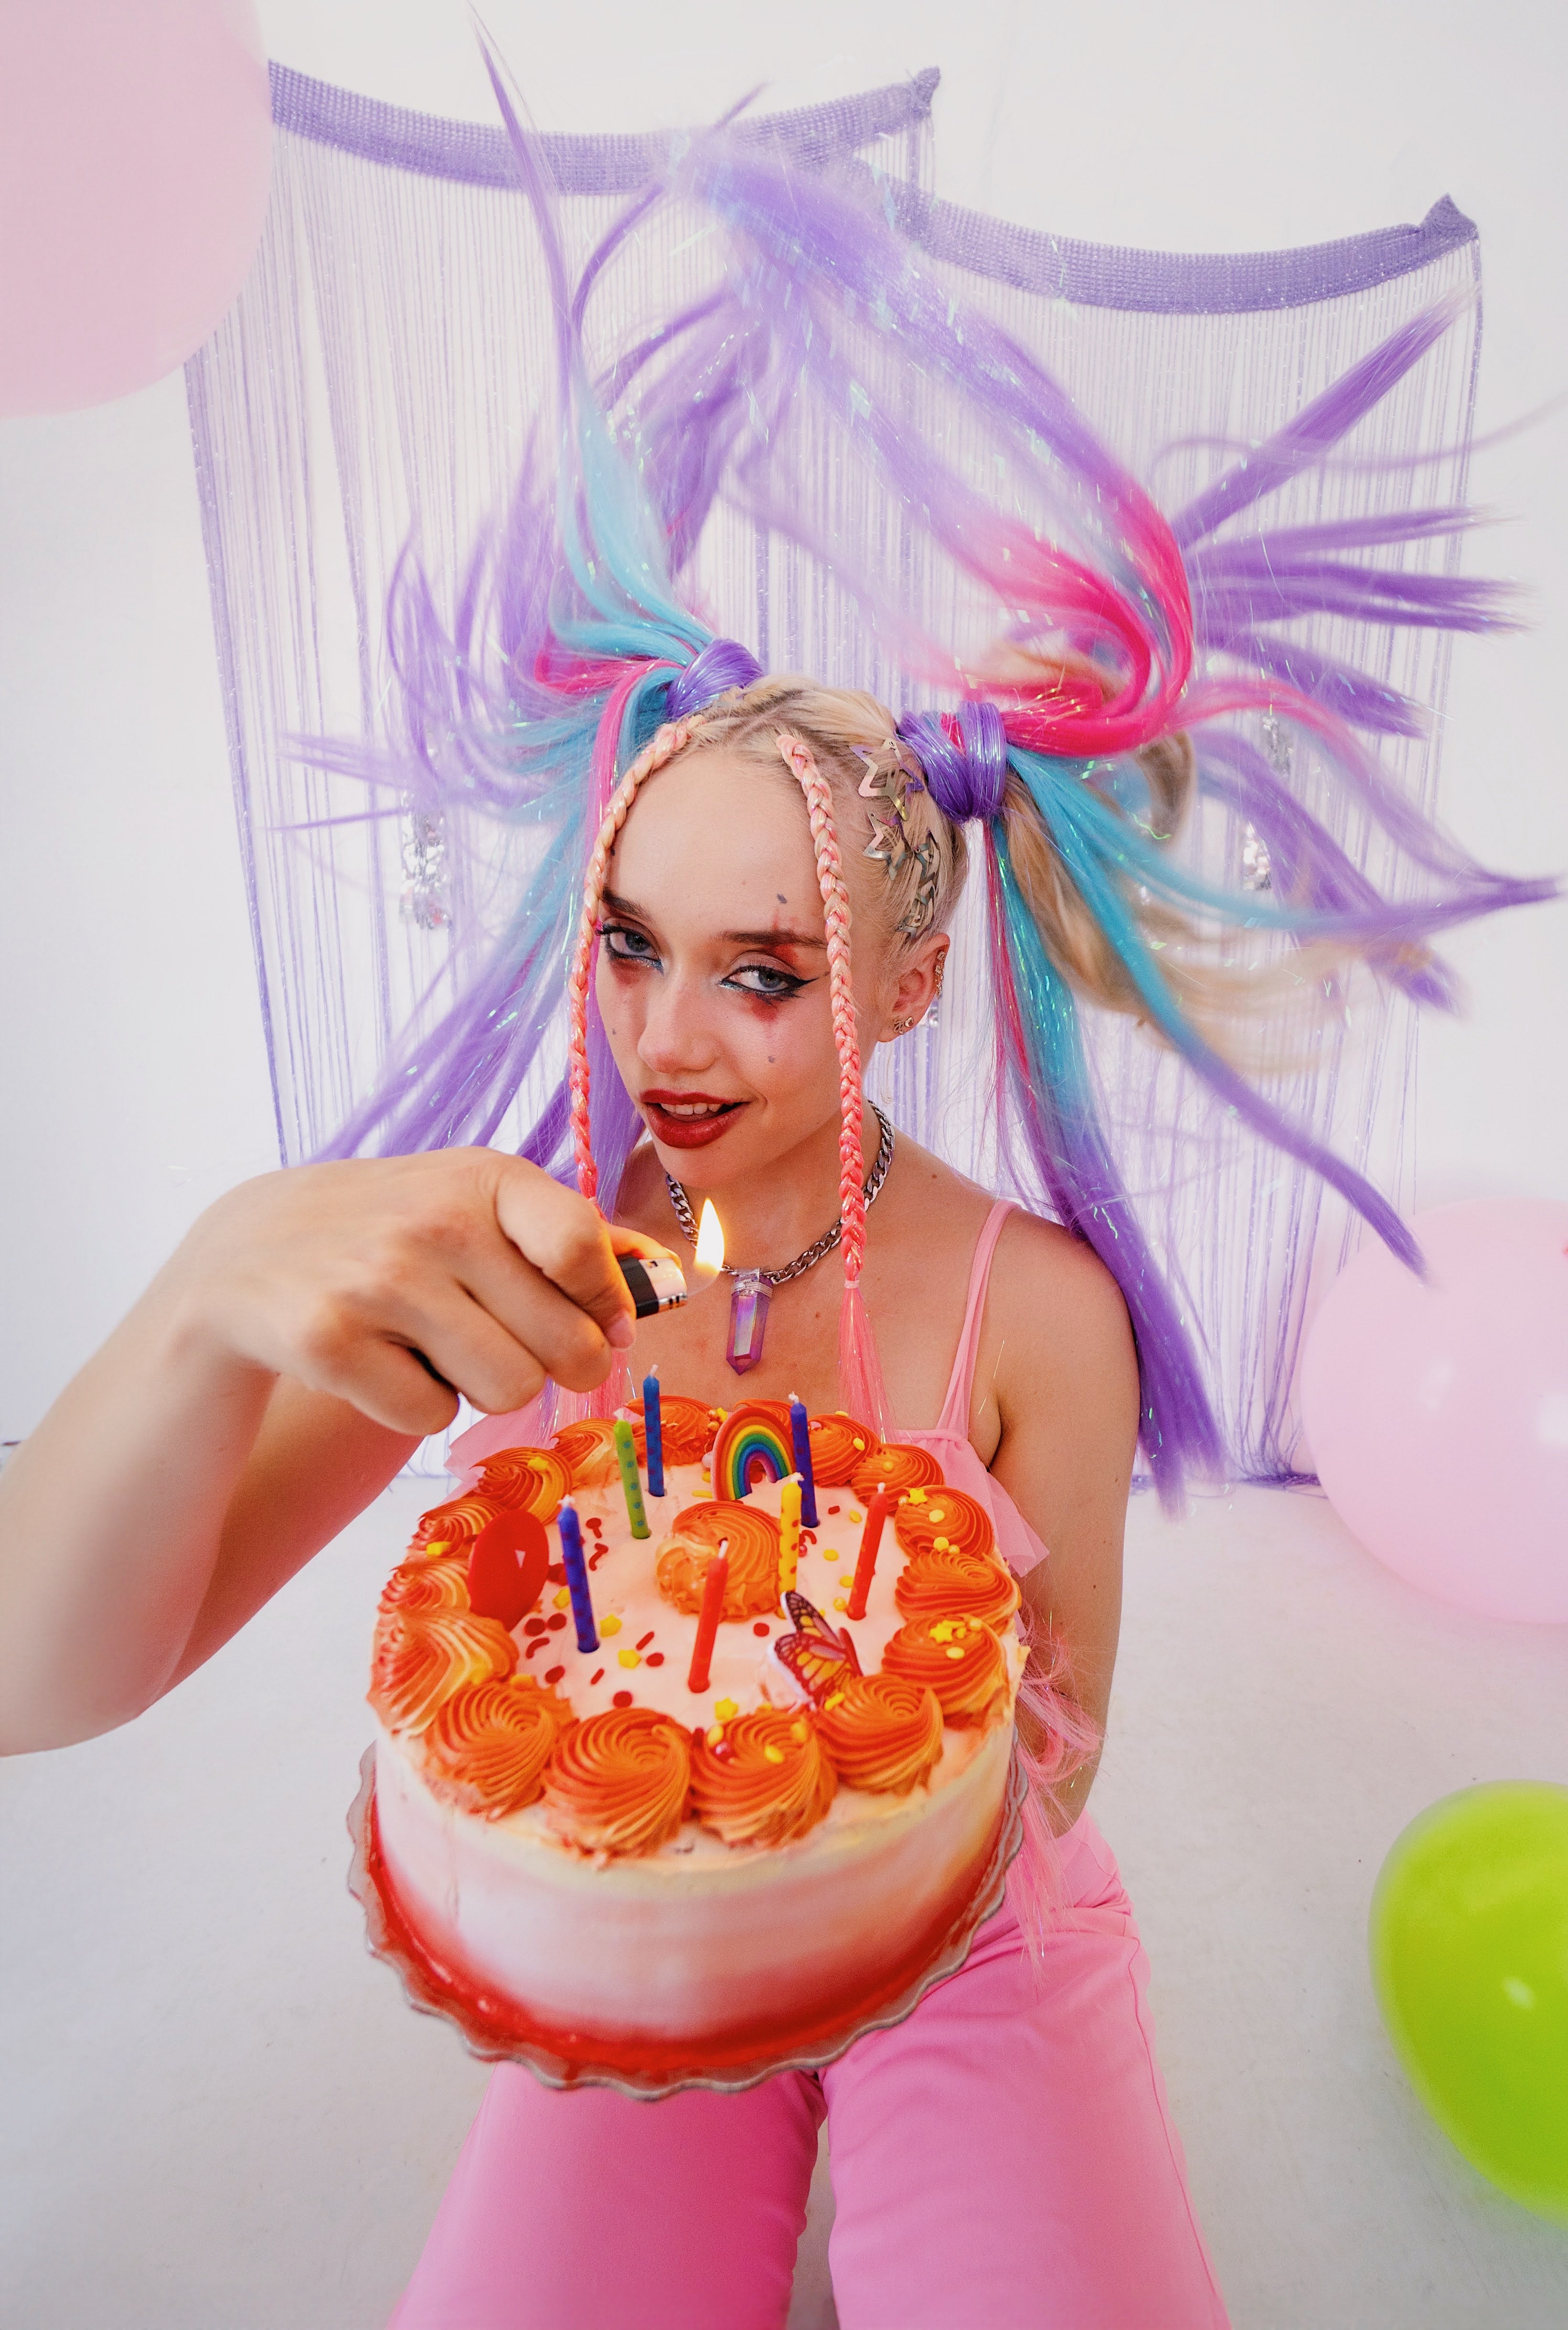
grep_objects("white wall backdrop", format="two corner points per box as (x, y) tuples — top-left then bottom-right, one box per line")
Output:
(3, 0), (1565, 1441)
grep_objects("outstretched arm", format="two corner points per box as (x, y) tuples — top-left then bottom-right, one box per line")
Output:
(0, 1151), (673, 1754)
(978, 1214), (1140, 1825)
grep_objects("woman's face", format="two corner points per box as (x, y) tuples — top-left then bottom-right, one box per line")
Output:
(594, 747), (890, 1190)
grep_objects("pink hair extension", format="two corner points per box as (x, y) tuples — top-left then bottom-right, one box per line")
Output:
(567, 715), (697, 1203)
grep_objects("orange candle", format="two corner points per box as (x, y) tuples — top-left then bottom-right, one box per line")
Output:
(686, 1540), (730, 1693)
(846, 1487), (891, 1621)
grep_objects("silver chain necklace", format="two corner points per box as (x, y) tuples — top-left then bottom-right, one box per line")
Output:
(664, 1105), (895, 1374)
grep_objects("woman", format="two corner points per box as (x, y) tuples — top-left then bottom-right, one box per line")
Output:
(0, 122), (1544, 2329)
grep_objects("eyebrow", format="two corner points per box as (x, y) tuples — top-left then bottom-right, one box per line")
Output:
(602, 890), (826, 952)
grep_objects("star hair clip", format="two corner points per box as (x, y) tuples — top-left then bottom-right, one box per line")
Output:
(855, 742), (941, 937)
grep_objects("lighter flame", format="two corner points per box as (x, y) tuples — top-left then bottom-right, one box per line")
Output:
(692, 1199), (725, 1288)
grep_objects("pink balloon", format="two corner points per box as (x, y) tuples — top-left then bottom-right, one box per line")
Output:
(0, 0), (271, 416)
(1301, 1200), (1568, 1623)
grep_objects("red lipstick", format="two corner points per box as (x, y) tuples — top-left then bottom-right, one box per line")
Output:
(640, 1089), (747, 1151)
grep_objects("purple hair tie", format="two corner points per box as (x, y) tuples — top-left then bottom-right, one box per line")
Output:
(666, 636), (763, 717)
(898, 702), (1010, 822)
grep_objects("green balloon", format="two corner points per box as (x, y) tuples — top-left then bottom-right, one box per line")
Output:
(1370, 1782), (1568, 2222)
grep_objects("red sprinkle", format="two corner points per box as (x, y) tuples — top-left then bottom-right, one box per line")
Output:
(612, 1690), (634, 1708)
(828, 1504), (841, 1515)
(645, 1651), (665, 1667)
(636, 1630), (656, 1652)
(752, 1621), (771, 1636)
(546, 1563), (566, 1584)
(523, 1616), (547, 1637)
(525, 1637), (546, 1660)
(588, 1547), (606, 1570)
(546, 1612), (567, 1632)
(544, 1665), (565, 1685)
(588, 1668), (605, 1686)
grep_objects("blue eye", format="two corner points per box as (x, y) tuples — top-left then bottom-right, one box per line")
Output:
(601, 924), (662, 969)
(726, 963), (806, 1000)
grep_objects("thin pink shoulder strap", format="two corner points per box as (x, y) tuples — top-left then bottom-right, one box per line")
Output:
(935, 1200), (1016, 1437)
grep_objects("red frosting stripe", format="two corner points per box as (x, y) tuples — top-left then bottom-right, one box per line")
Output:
(895, 1546), (1020, 1634)
(655, 1501), (780, 1621)
(368, 1608), (519, 1735)
(472, 1446), (571, 1523)
(880, 1612), (1008, 1727)
(378, 1558), (472, 1621)
(893, 1485), (996, 1563)
(409, 1491), (506, 1551)
(849, 1442), (945, 1500)
(543, 1706), (692, 1856)
(627, 1393), (720, 1466)
(551, 1419), (622, 1490)
(806, 1410), (880, 1486)
(419, 1676), (574, 1818)
(815, 1674), (945, 1795)
(689, 1707), (837, 1847)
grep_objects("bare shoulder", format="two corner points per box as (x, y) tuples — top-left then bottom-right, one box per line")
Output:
(975, 1208), (1139, 1455)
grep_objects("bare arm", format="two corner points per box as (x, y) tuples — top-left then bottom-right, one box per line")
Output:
(978, 1215), (1140, 1825)
(0, 1150), (675, 1753)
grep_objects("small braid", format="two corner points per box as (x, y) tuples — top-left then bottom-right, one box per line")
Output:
(567, 716), (697, 1202)
(774, 730), (868, 1286)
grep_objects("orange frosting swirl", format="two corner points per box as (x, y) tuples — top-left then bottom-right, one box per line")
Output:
(850, 1442), (945, 1500)
(806, 1410), (881, 1486)
(895, 1546), (1021, 1634)
(368, 1607), (519, 1734)
(628, 1393), (720, 1466)
(409, 1491), (505, 1551)
(893, 1485), (996, 1563)
(551, 1419), (622, 1490)
(472, 1446), (570, 1522)
(543, 1706), (692, 1856)
(419, 1676), (574, 1818)
(881, 1612), (1009, 1727)
(378, 1557), (471, 1621)
(655, 1501), (780, 1620)
(689, 1706), (837, 1847)
(815, 1674), (945, 1795)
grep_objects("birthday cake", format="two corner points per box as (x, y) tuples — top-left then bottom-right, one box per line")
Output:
(363, 1396), (1026, 2081)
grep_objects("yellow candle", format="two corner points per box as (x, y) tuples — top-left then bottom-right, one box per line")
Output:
(778, 1473), (802, 1598)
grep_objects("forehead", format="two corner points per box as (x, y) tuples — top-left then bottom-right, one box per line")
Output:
(609, 745), (823, 929)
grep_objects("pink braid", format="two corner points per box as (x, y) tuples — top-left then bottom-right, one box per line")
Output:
(567, 716), (697, 1203)
(774, 731), (867, 1286)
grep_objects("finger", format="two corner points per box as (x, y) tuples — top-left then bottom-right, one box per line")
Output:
(490, 1165), (646, 1349)
(384, 1269), (613, 1408)
(295, 1333), (461, 1438)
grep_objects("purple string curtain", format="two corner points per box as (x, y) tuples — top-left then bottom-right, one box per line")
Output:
(185, 63), (1482, 1482)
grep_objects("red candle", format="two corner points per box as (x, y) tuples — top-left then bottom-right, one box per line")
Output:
(846, 1487), (891, 1621)
(686, 1541), (730, 1693)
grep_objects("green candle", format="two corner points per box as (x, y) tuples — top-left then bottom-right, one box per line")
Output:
(613, 1416), (650, 1540)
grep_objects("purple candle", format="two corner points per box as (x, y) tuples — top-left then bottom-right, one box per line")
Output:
(789, 1394), (818, 1528)
(557, 1499), (598, 1654)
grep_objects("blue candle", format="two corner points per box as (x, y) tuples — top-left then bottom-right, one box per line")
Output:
(557, 1500), (598, 1654)
(643, 1369), (665, 1499)
(789, 1394), (818, 1527)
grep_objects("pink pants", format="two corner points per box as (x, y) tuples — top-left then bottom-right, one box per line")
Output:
(389, 1815), (1228, 2330)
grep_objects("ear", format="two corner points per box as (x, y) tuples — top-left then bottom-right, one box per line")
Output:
(875, 936), (949, 1043)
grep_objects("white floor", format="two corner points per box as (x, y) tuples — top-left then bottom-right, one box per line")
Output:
(3, 1481), (1566, 2329)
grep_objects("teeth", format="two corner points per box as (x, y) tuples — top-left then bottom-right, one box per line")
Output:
(661, 1101), (730, 1118)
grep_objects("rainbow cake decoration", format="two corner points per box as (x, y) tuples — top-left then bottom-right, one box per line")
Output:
(711, 1400), (797, 1501)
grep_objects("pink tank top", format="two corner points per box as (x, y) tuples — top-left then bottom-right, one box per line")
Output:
(890, 1199), (1049, 1583)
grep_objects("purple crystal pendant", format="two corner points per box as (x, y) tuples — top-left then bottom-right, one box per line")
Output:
(726, 1273), (771, 1374)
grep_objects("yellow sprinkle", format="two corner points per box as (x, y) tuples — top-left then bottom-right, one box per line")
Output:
(706, 1723), (725, 1746)
(934, 1536), (951, 1552)
(849, 1508), (863, 1523)
(840, 1576), (854, 1590)
(763, 1744), (786, 1765)
(908, 1486), (928, 1505)
(598, 1613), (622, 1636)
(714, 1698), (738, 1721)
(617, 1648), (641, 1669)
(833, 1597), (848, 1612)
(852, 1436), (865, 1452)
(791, 1718), (810, 1743)
(945, 1646), (965, 1660)
(552, 1588), (571, 1611)
(930, 1620), (954, 1642)
(824, 1692), (847, 1712)
(423, 1539), (450, 1557)
(929, 1507), (946, 1522)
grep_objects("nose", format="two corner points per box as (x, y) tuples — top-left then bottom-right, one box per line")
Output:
(636, 969), (722, 1079)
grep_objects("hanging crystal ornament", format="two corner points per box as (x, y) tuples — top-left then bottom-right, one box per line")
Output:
(400, 805), (452, 930)
(665, 1106), (895, 1374)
